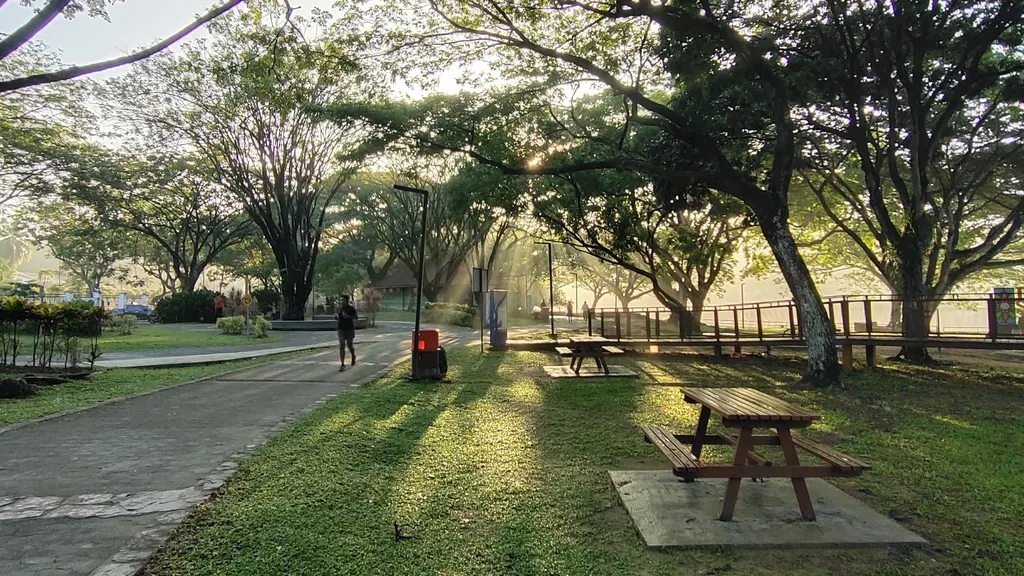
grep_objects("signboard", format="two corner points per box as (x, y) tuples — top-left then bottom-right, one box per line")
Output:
(994, 287), (1016, 333)
(472, 267), (489, 293)
(242, 294), (255, 308)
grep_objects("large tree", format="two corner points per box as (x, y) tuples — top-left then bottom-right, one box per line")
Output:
(64, 151), (251, 293)
(788, 0), (1024, 360)
(349, 163), (508, 302)
(107, 7), (370, 319)
(327, 1), (844, 385)
(19, 200), (129, 293)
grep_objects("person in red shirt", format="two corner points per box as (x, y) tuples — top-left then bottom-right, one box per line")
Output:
(214, 294), (225, 319)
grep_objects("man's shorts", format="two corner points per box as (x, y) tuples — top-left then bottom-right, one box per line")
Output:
(338, 329), (355, 343)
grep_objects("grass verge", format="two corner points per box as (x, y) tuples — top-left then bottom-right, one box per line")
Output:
(96, 325), (282, 353)
(0, 348), (319, 426)
(145, 348), (1023, 575)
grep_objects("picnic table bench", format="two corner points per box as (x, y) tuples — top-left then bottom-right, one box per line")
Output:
(642, 387), (870, 521)
(555, 336), (624, 375)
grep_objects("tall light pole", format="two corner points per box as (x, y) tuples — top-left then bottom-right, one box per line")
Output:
(535, 241), (554, 337)
(395, 184), (429, 379)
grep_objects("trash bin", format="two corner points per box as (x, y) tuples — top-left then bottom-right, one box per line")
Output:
(412, 329), (444, 380)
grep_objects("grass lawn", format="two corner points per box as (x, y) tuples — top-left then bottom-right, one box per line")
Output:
(97, 325), (282, 353)
(146, 348), (1024, 576)
(0, 349), (317, 426)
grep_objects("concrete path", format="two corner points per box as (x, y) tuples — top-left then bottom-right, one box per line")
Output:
(0, 325), (475, 576)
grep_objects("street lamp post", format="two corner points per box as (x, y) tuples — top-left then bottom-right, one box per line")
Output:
(535, 241), (555, 337)
(394, 184), (429, 379)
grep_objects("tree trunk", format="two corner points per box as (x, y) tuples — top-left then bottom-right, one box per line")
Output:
(759, 209), (841, 386)
(688, 291), (707, 336)
(895, 237), (932, 362)
(888, 299), (902, 330)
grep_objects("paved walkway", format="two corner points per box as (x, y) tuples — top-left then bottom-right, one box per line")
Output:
(0, 325), (475, 575)
(93, 322), (433, 369)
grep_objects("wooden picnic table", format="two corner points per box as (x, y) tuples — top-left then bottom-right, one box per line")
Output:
(555, 336), (623, 375)
(642, 387), (870, 521)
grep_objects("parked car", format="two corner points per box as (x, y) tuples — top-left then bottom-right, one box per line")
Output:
(109, 304), (154, 320)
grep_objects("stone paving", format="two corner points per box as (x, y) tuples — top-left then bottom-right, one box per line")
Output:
(0, 325), (475, 576)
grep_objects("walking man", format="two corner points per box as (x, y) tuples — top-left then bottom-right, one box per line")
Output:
(337, 295), (358, 371)
(566, 300), (574, 323)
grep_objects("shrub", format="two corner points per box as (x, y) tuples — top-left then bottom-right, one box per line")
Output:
(0, 375), (35, 399)
(423, 308), (474, 328)
(155, 289), (217, 323)
(425, 301), (476, 316)
(252, 317), (272, 338)
(216, 315), (246, 335)
(252, 288), (280, 315)
(105, 315), (137, 336)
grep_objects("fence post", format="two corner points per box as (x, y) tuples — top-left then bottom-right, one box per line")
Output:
(625, 309), (631, 339)
(732, 307), (742, 355)
(864, 299), (873, 335)
(988, 298), (997, 341)
(600, 310), (605, 338)
(587, 311), (593, 336)
(615, 309), (622, 341)
(841, 300), (851, 337)
(655, 310), (661, 339)
(645, 311), (651, 342)
(756, 305), (763, 342)
(713, 308), (721, 339)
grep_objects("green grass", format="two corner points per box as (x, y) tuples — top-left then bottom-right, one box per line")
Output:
(145, 349), (1024, 576)
(0, 349), (317, 426)
(95, 325), (282, 353)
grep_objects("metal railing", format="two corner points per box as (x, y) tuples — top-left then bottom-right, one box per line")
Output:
(585, 294), (1023, 344)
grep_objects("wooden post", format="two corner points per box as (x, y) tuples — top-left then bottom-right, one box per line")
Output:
(788, 303), (796, 339)
(864, 299), (873, 334)
(842, 344), (854, 370)
(756, 305), (763, 342)
(713, 308), (721, 339)
(865, 345), (876, 368)
(840, 300), (851, 337)
(988, 298), (998, 341)
(645, 311), (651, 342)
(600, 310), (605, 338)
(655, 310), (661, 338)
(626, 309), (632, 338)
(732, 307), (742, 355)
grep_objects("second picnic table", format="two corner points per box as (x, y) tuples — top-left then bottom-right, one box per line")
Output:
(642, 387), (870, 521)
(555, 336), (624, 375)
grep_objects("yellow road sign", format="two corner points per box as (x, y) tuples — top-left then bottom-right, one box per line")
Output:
(242, 294), (254, 307)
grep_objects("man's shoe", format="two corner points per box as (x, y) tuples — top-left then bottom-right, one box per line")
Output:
(339, 365), (346, 371)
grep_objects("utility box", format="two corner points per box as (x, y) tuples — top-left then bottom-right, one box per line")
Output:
(413, 329), (440, 352)
(411, 329), (446, 380)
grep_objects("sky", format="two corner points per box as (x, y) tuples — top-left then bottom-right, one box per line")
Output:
(0, 0), (333, 79)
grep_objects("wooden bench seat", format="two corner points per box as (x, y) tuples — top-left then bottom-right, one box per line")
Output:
(555, 346), (575, 357)
(602, 346), (625, 355)
(641, 425), (702, 479)
(790, 432), (871, 473)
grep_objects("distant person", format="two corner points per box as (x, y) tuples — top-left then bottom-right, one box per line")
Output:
(213, 294), (225, 318)
(566, 300), (574, 323)
(581, 301), (590, 321)
(336, 294), (358, 371)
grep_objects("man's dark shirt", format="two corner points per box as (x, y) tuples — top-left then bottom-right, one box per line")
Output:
(338, 304), (357, 331)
